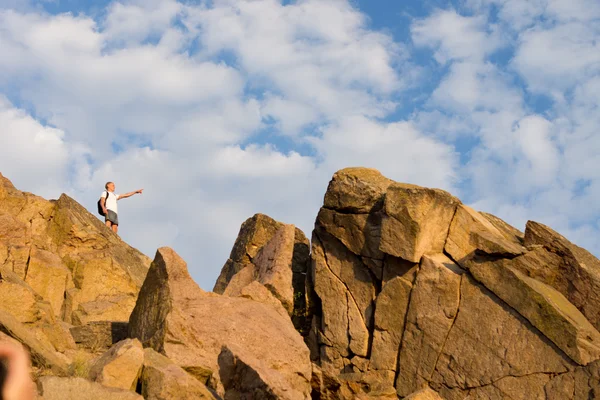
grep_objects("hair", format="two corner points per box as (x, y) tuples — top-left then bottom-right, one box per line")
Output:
(105, 182), (113, 190)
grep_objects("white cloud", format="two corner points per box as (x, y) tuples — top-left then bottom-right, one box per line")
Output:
(411, 9), (504, 63)
(512, 23), (600, 94)
(0, 1), (459, 290)
(0, 96), (70, 197)
(310, 116), (458, 191)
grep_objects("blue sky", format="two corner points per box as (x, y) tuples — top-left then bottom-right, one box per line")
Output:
(0, 0), (599, 289)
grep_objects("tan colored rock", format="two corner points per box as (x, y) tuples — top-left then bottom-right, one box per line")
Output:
(0, 175), (150, 326)
(396, 254), (463, 397)
(141, 348), (217, 400)
(316, 208), (384, 260)
(380, 183), (460, 263)
(0, 269), (43, 323)
(404, 387), (444, 400)
(89, 339), (144, 390)
(463, 253), (600, 365)
(253, 224), (296, 313)
(70, 321), (129, 353)
(129, 247), (312, 397)
(25, 248), (71, 317)
(480, 212), (525, 245)
(323, 167), (393, 213)
(219, 344), (309, 399)
(0, 309), (68, 374)
(238, 281), (289, 317)
(36, 376), (143, 400)
(214, 213), (286, 293)
(312, 229), (375, 369)
(524, 220), (600, 331)
(445, 204), (525, 262)
(222, 264), (255, 296)
(215, 213), (311, 329)
(430, 276), (572, 396)
(369, 276), (412, 375)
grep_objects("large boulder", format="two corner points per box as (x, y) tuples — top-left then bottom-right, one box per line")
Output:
(129, 247), (312, 398)
(140, 348), (217, 400)
(89, 339), (144, 391)
(36, 376), (143, 400)
(523, 221), (600, 331)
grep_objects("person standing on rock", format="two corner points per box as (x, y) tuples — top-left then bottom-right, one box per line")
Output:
(100, 182), (143, 234)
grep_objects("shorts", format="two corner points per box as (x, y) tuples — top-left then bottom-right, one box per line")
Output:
(105, 210), (119, 225)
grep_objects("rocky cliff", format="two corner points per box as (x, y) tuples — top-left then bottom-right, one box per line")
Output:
(2, 168), (600, 399)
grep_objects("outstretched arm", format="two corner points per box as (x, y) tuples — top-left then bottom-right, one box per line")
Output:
(117, 189), (143, 200)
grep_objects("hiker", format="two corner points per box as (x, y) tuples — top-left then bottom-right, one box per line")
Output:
(99, 182), (143, 234)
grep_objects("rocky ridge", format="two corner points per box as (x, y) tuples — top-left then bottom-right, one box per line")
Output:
(1, 168), (600, 399)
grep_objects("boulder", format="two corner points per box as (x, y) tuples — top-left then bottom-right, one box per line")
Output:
(445, 204), (525, 262)
(323, 167), (393, 213)
(523, 221), (600, 331)
(129, 247), (312, 397)
(36, 376), (143, 400)
(219, 344), (307, 399)
(140, 348), (217, 400)
(89, 339), (144, 390)
(380, 183), (460, 262)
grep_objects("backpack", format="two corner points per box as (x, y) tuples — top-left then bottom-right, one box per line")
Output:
(97, 191), (110, 216)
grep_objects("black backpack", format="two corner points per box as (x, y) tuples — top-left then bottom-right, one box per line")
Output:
(97, 192), (110, 216)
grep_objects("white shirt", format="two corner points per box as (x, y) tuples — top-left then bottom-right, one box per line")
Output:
(100, 191), (119, 213)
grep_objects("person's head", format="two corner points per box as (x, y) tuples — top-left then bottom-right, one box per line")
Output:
(105, 182), (115, 192)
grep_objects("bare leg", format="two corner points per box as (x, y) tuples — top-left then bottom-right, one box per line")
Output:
(112, 225), (118, 234)
(105, 220), (111, 228)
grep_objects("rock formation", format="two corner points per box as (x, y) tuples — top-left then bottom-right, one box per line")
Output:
(301, 168), (600, 399)
(3, 168), (600, 399)
(128, 247), (312, 398)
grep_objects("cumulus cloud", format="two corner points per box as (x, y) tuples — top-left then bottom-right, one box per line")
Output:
(0, 96), (70, 197)
(0, 0), (459, 289)
(1, 0), (598, 289)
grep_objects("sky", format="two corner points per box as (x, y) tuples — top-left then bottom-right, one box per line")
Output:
(0, 0), (599, 290)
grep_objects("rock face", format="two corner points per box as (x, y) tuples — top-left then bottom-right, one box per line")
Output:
(129, 247), (312, 398)
(304, 167), (600, 399)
